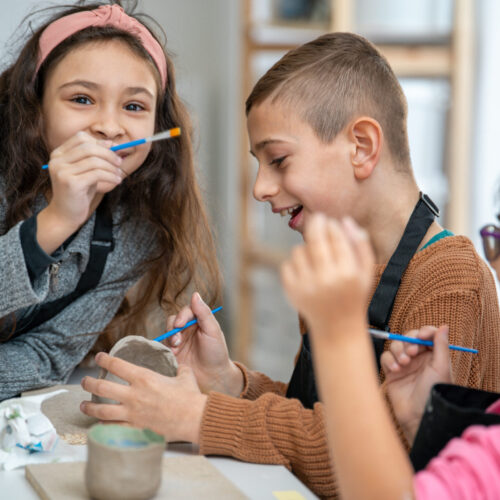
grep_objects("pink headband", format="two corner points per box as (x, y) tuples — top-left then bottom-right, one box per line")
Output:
(36, 4), (167, 88)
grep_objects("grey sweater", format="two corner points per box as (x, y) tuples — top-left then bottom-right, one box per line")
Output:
(0, 184), (158, 400)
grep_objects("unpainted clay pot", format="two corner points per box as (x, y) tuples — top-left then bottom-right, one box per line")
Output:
(85, 424), (165, 500)
(92, 335), (178, 404)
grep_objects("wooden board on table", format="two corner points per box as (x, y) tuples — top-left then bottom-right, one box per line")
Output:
(26, 456), (248, 500)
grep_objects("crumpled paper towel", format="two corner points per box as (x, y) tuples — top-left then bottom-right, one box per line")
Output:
(0, 389), (81, 470)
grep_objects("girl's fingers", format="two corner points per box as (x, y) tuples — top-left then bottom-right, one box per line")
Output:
(190, 292), (220, 335)
(326, 218), (357, 269)
(173, 305), (195, 329)
(342, 217), (374, 273)
(304, 214), (331, 269)
(68, 169), (123, 192)
(50, 131), (94, 157)
(56, 142), (122, 167)
(53, 156), (124, 179)
(280, 260), (296, 294)
(50, 132), (117, 163)
(165, 314), (177, 332)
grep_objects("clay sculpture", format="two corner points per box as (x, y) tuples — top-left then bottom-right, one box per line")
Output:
(92, 335), (178, 404)
(85, 423), (165, 500)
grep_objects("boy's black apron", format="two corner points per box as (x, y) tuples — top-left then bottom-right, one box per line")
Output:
(285, 192), (439, 409)
(12, 198), (114, 336)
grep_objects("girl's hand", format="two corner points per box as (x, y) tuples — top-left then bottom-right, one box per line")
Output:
(281, 213), (374, 340)
(164, 293), (243, 397)
(80, 353), (207, 444)
(37, 131), (125, 254)
(381, 324), (452, 444)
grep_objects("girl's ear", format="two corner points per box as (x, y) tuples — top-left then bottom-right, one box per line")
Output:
(347, 117), (383, 180)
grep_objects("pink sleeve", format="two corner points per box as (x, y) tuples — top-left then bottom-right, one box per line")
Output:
(414, 425), (500, 500)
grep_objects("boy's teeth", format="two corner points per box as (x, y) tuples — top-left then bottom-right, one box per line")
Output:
(279, 205), (300, 217)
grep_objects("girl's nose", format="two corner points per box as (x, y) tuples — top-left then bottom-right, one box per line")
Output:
(253, 166), (280, 202)
(90, 109), (125, 141)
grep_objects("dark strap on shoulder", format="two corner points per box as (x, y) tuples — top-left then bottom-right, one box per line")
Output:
(13, 199), (114, 335)
(285, 193), (439, 409)
(368, 193), (439, 368)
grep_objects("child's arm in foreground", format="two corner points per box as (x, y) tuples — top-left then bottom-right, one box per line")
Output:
(281, 214), (415, 500)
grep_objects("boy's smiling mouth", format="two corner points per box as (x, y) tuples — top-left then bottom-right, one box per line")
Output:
(273, 204), (304, 230)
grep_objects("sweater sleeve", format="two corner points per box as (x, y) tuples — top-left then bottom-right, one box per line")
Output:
(200, 391), (338, 499)
(414, 425), (500, 500)
(0, 220), (52, 317)
(234, 361), (288, 399)
(0, 273), (138, 400)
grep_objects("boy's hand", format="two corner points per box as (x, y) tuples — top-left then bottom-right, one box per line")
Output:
(381, 324), (452, 444)
(80, 354), (206, 444)
(281, 214), (374, 340)
(163, 293), (243, 397)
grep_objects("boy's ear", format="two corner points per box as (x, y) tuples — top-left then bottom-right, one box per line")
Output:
(347, 117), (383, 180)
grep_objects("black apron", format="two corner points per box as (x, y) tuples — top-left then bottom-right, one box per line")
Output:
(11, 198), (114, 337)
(410, 383), (500, 471)
(285, 193), (439, 409)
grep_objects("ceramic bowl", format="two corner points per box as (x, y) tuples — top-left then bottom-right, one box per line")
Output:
(85, 424), (165, 500)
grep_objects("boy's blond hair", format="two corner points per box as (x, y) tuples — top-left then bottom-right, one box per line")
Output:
(246, 32), (411, 171)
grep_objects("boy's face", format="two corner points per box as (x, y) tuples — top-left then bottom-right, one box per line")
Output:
(248, 100), (358, 235)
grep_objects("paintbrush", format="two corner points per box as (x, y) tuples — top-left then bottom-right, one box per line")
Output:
(42, 127), (181, 169)
(369, 328), (478, 353)
(154, 306), (223, 343)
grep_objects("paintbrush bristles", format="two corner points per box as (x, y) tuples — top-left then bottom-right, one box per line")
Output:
(147, 127), (181, 143)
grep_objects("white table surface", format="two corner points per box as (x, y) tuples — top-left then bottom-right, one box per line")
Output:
(0, 370), (318, 499)
(0, 442), (318, 499)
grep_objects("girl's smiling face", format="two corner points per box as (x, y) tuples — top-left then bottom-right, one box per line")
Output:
(42, 39), (158, 177)
(247, 99), (358, 234)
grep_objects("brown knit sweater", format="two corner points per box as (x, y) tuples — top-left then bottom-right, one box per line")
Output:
(199, 236), (500, 499)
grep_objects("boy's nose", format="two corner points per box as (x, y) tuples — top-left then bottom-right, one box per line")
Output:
(253, 166), (280, 202)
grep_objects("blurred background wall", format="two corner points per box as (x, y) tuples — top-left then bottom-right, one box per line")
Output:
(2, 0), (498, 382)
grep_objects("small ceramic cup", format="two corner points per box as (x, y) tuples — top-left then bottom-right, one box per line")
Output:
(85, 424), (165, 500)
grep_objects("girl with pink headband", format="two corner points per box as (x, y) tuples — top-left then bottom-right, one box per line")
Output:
(0, 1), (221, 400)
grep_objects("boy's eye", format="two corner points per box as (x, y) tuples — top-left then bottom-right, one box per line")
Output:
(125, 103), (144, 112)
(71, 95), (92, 105)
(270, 156), (287, 167)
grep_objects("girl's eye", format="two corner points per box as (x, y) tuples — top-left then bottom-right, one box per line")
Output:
(125, 103), (144, 112)
(72, 95), (92, 105)
(270, 156), (287, 167)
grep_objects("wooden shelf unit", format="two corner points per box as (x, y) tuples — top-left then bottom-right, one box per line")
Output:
(234, 0), (474, 365)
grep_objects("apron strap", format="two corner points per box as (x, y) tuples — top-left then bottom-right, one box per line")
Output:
(13, 198), (114, 336)
(368, 192), (439, 369)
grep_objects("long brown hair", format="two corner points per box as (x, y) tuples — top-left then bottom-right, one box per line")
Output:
(0, 0), (222, 346)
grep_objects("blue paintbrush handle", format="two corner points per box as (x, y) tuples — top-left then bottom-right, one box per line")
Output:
(154, 306), (223, 343)
(387, 332), (478, 353)
(110, 138), (146, 151)
(41, 138), (148, 169)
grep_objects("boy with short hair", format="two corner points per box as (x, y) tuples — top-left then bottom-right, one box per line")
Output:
(81, 33), (500, 499)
